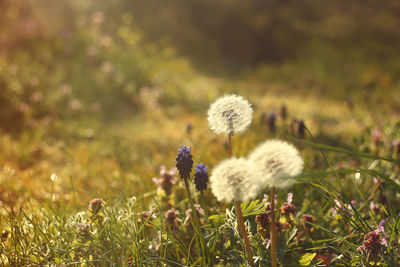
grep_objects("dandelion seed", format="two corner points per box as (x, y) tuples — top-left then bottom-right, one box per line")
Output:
(210, 157), (259, 203)
(249, 140), (303, 189)
(207, 94), (253, 136)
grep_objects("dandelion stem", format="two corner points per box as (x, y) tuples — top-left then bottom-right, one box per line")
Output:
(235, 202), (255, 267)
(183, 177), (208, 266)
(270, 187), (278, 267)
(228, 134), (232, 157)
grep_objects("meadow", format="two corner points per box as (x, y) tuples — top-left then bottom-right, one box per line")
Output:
(1, 0), (400, 266)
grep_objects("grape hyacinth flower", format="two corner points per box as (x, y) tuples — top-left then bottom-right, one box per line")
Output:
(298, 120), (306, 138)
(207, 94), (253, 136)
(194, 163), (209, 191)
(268, 112), (276, 132)
(175, 145), (207, 263)
(152, 165), (178, 196)
(176, 145), (193, 180)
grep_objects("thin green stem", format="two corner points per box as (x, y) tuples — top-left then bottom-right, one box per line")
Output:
(270, 187), (278, 267)
(184, 177), (208, 266)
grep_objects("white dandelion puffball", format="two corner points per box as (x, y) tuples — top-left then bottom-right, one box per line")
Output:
(210, 157), (259, 203)
(249, 140), (303, 189)
(207, 94), (253, 135)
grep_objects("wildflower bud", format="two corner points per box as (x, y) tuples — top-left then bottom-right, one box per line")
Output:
(298, 120), (305, 138)
(260, 111), (267, 124)
(392, 140), (400, 158)
(193, 163), (209, 191)
(78, 224), (91, 238)
(302, 214), (314, 223)
(138, 209), (156, 227)
(371, 129), (381, 148)
(185, 204), (204, 225)
(2, 230), (9, 242)
(268, 112), (276, 132)
(345, 97), (354, 110)
(152, 166), (177, 196)
(186, 121), (193, 135)
(280, 203), (295, 215)
(163, 208), (180, 232)
(370, 201), (380, 214)
(280, 104), (287, 120)
(89, 198), (106, 216)
(176, 145), (193, 180)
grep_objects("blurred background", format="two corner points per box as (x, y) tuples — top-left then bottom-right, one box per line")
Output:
(1, 0), (400, 130)
(1, 0), (400, 205)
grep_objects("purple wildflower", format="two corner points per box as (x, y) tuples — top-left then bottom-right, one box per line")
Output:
(280, 192), (295, 215)
(193, 163), (209, 191)
(298, 120), (305, 138)
(268, 112), (276, 132)
(331, 199), (354, 216)
(393, 139), (400, 157)
(371, 129), (381, 147)
(176, 145), (193, 180)
(152, 166), (178, 195)
(280, 104), (287, 120)
(357, 220), (388, 255)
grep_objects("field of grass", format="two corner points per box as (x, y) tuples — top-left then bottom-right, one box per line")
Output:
(1, 1), (400, 266)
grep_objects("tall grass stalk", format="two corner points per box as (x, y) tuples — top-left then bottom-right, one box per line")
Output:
(183, 177), (208, 265)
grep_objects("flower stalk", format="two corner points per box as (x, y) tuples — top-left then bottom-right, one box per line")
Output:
(228, 136), (255, 267)
(183, 177), (208, 265)
(270, 187), (278, 267)
(235, 202), (256, 267)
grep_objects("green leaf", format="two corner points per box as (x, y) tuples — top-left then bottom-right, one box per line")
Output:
(299, 253), (316, 266)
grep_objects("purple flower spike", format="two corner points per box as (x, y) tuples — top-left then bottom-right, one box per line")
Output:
(194, 163), (209, 191)
(176, 145), (194, 180)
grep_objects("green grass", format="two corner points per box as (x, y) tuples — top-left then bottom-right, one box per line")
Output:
(1, 1), (400, 266)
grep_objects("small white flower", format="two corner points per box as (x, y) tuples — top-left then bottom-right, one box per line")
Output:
(207, 94), (253, 135)
(50, 173), (58, 182)
(249, 140), (303, 189)
(210, 157), (259, 203)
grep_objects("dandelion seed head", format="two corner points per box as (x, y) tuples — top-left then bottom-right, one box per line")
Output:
(210, 157), (259, 203)
(249, 140), (303, 189)
(207, 94), (253, 135)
